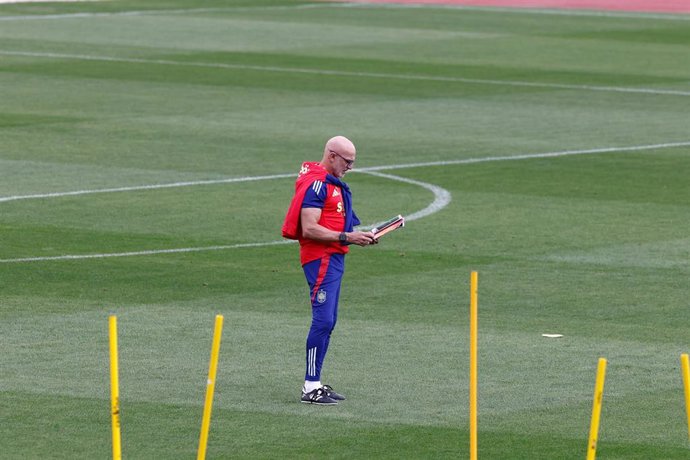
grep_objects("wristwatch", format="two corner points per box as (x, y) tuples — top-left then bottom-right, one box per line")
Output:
(339, 232), (347, 243)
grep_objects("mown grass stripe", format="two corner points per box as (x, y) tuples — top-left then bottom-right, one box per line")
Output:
(1, 50), (688, 97)
(0, 2), (688, 21)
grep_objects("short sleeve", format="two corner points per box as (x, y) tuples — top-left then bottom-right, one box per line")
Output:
(301, 180), (327, 209)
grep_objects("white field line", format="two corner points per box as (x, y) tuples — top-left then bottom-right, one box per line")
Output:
(361, 141), (690, 172)
(0, 173), (295, 203)
(362, 170), (451, 222)
(1, 140), (689, 263)
(336, 2), (690, 21)
(3, 141), (688, 205)
(1, 50), (688, 97)
(0, 170), (446, 263)
(0, 241), (295, 264)
(0, 3), (687, 21)
(0, 4), (327, 20)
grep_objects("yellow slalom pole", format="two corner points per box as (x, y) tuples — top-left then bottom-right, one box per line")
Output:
(108, 315), (122, 460)
(469, 271), (478, 460)
(587, 358), (607, 460)
(197, 314), (224, 460)
(681, 353), (690, 441)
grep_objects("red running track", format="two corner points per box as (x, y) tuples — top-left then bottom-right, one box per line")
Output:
(337, 0), (690, 14)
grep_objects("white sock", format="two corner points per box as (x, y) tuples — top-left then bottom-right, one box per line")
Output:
(303, 380), (321, 393)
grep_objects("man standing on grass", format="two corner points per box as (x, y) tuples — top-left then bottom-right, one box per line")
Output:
(282, 135), (377, 405)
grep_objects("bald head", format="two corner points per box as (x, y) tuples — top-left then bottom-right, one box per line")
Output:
(325, 136), (355, 157)
(321, 135), (356, 178)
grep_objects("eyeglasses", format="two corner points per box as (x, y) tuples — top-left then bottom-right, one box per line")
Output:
(329, 149), (355, 167)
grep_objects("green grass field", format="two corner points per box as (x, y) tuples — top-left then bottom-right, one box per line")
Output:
(1, 1), (689, 458)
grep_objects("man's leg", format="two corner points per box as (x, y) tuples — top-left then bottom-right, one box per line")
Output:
(301, 254), (344, 403)
(322, 270), (341, 362)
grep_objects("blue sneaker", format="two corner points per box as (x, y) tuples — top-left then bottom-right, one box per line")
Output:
(301, 387), (338, 405)
(322, 385), (345, 401)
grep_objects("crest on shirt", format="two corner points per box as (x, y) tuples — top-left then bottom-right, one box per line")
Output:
(316, 289), (327, 304)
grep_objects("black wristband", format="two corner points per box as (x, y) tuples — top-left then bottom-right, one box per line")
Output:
(339, 232), (347, 243)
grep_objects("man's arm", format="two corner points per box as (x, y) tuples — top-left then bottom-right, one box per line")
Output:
(300, 208), (376, 246)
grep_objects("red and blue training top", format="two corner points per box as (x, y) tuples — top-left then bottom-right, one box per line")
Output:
(282, 162), (360, 265)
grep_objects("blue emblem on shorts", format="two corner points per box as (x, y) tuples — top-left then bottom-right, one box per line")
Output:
(316, 290), (327, 304)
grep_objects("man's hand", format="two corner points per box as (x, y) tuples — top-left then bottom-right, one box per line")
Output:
(346, 231), (377, 246)
(301, 208), (377, 246)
